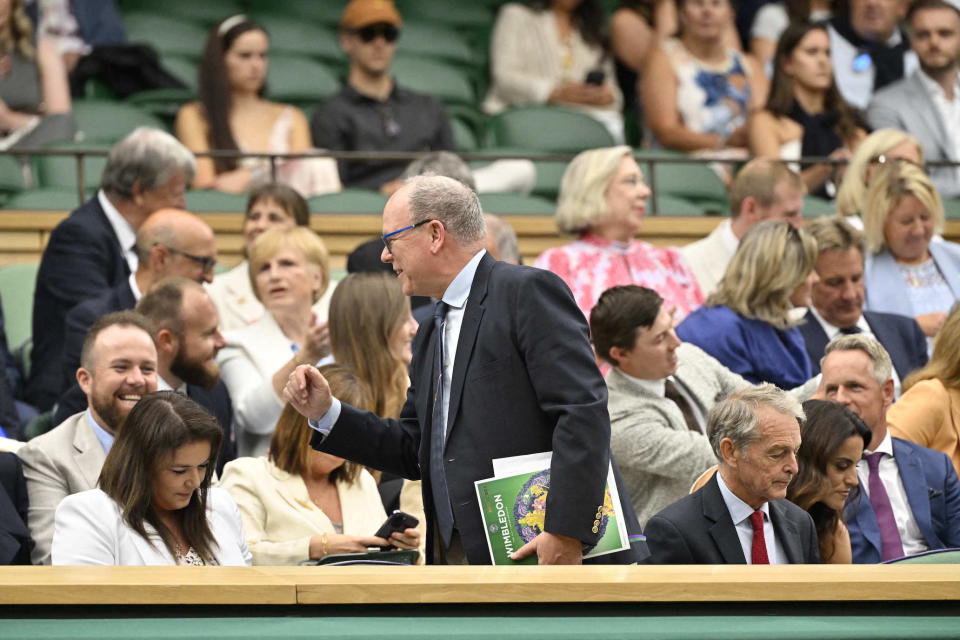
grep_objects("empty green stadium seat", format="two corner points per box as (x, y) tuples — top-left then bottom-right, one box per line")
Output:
(452, 118), (479, 152)
(530, 160), (568, 200)
(653, 194), (723, 216)
(942, 198), (960, 220)
(479, 193), (555, 215)
(0, 155), (26, 197)
(35, 143), (110, 190)
(486, 106), (614, 154)
(72, 100), (167, 144)
(392, 56), (475, 105)
(803, 196), (836, 218)
(398, 22), (474, 65)
(267, 55), (340, 107)
(309, 189), (389, 215)
(247, 0), (343, 26)
(5, 188), (87, 210)
(0, 262), (38, 351)
(120, 0), (243, 26)
(184, 190), (246, 213)
(123, 13), (209, 59)
(636, 151), (728, 205)
(397, 0), (493, 31)
(158, 55), (198, 92)
(249, 16), (343, 65)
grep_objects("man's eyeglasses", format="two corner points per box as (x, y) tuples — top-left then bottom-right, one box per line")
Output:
(353, 23), (400, 43)
(156, 244), (217, 273)
(381, 219), (435, 254)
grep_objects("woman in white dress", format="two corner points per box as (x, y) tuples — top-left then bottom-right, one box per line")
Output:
(52, 391), (251, 566)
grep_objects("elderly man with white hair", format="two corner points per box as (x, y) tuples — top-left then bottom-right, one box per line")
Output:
(27, 127), (195, 411)
(644, 384), (821, 564)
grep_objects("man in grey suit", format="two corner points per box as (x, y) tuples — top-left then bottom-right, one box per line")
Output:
(643, 385), (821, 564)
(17, 312), (157, 564)
(591, 285), (750, 526)
(867, 0), (960, 198)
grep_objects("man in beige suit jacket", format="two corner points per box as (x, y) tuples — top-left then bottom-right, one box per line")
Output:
(17, 312), (156, 564)
(681, 159), (805, 297)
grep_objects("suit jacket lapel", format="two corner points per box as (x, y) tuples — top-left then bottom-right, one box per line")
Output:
(893, 438), (936, 545)
(444, 254), (492, 447)
(703, 475), (747, 564)
(72, 417), (106, 489)
(849, 484), (883, 557)
(798, 310), (829, 376)
(770, 500), (803, 563)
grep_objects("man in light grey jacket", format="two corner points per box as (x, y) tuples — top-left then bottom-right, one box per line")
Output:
(867, 0), (960, 198)
(590, 285), (750, 526)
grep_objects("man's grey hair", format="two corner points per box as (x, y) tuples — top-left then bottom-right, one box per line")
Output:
(707, 383), (805, 460)
(484, 214), (520, 263)
(402, 151), (476, 191)
(823, 334), (893, 385)
(406, 175), (486, 245)
(100, 127), (196, 200)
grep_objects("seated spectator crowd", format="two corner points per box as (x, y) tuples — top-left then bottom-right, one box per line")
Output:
(1, 0), (960, 573)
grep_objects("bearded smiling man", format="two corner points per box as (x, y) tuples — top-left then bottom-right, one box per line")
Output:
(17, 312), (158, 565)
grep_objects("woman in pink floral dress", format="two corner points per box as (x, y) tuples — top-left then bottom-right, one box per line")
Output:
(535, 146), (704, 321)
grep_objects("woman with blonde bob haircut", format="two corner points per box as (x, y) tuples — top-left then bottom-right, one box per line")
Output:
(888, 304), (960, 475)
(835, 129), (924, 223)
(218, 226), (333, 457)
(220, 365), (421, 565)
(861, 162), (960, 339)
(534, 146), (703, 320)
(677, 220), (819, 388)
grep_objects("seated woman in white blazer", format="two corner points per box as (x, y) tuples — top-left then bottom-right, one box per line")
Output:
(52, 392), (251, 566)
(217, 226), (333, 457)
(219, 365), (421, 565)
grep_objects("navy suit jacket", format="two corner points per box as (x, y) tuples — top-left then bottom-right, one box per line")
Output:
(845, 437), (960, 564)
(798, 310), (929, 380)
(52, 281), (237, 473)
(643, 473), (821, 564)
(28, 195), (131, 410)
(314, 252), (647, 564)
(0, 452), (31, 565)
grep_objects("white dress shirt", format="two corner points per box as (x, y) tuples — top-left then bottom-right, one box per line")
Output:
(808, 307), (903, 397)
(97, 190), (138, 274)
(916, 69), (960, 185)
(716, 471), (787, 564)
(856, 432), (928, 555)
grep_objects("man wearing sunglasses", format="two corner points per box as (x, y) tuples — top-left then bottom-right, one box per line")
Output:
(311, 0), (454, 194)
(52, 209), (221, 425)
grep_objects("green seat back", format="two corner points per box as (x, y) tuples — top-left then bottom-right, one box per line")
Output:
(399, 22), (474, 65)
(123, 13), (209, 59)
(392, 55), (475, 105)
(653, 194), (722, 216)
(943, 198), (960, 220)
(0, 155), (26, 195)
(159, 55), (198, 92)
(637, 151), (728, 204)
(887, 549), (960, 564)
(250, 16), (343, 65)
(267, 55), (340, 106)
(184, 190), (246, 213)
(397, 0), (494, 31)
(803, 196), (837, 218)
(35, 143), (110, 190)
(247, 0), (343, 26)
(452, 118), (479, 152)
(72, 100), (167, 144)
(309, 189), (389, 215)
(487, 106), (615, 154)
(5, 188), (87, 210)
(479, 193), (556, 215)
(120, 0), (242, 26)
(0, 262), (39, 351)
(530, 160), (568, 201)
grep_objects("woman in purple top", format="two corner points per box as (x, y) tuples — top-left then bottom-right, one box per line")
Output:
(677, 220), (818, 389)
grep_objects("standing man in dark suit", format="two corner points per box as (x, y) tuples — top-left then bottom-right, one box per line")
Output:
(28, 127), (195, 411)
(799, 217), (928, 394)
(54, 208), (217, 423)
(285, 175), (644, 565)
(819, 334), (960, 563)
(136, 278), (234, 474)
(644, 384), (821, 564)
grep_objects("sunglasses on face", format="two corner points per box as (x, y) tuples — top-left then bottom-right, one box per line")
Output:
(353, 23), (400, 43)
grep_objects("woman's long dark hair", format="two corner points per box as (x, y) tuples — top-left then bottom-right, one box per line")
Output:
(198, 16), (268, 174)
(788, 400), (871, 560)
(529, 0), (609, 49)
(99, 391), (223, 564)
(765, 21), (861, 142)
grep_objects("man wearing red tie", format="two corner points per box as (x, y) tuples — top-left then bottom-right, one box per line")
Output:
(643, 384), (821, 564)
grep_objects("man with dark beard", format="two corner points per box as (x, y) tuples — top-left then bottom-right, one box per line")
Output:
(136, 278), (235, 474)
(17, 312), (157, 564)
(53, 208), (217, 423)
